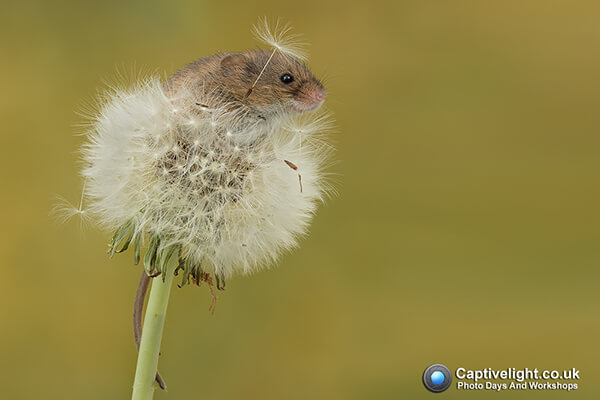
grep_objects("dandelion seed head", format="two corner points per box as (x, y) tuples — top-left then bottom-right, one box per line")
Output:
(77, 22), (334, 280)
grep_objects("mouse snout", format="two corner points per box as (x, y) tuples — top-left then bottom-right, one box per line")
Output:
(312, 84), (327, 102)
(308, 82), (327, 106)
(293, 82), (327, 112)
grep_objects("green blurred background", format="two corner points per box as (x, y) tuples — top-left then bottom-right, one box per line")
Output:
(1, 1), (599, 399)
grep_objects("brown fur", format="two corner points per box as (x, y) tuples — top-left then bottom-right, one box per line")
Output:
(164, 50), (326, 118)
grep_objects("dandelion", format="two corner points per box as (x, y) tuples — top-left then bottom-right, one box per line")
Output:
(71, 20), (334, 400)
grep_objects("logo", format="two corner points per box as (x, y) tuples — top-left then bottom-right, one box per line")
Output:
(423, 364), (452, 393)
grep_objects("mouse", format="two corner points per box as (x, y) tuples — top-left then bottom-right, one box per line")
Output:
(133, 49), (328, 390)
(164, 49), (327, 122)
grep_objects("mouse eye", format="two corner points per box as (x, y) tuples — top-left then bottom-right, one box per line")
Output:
(280, 73), (294, 84)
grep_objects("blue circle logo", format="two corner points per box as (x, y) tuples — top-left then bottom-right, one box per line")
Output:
(431, 371), (445, 385)
(423, 364), (452, 392)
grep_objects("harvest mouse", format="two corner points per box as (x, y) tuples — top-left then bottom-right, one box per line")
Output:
(134, 49), (327, 389)
(165, 49), (327, 120)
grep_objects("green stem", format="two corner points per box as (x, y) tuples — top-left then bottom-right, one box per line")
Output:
(131, 269), (174, 400)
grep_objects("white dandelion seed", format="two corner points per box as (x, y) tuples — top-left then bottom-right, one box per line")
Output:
(252, 17), (308, 61)
(50, 194), (91, 226)
(51, 177), (92, 228)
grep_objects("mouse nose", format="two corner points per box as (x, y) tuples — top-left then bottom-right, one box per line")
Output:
(293, 82), (327, 113)
(313, 86), (327, 103)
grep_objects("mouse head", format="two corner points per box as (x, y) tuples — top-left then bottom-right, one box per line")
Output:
(220, 49), (327, 118)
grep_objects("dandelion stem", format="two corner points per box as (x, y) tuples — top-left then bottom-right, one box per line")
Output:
(131, 266), (175, 400)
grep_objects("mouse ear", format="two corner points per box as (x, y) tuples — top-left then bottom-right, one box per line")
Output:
(220, 53), (248, 77)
